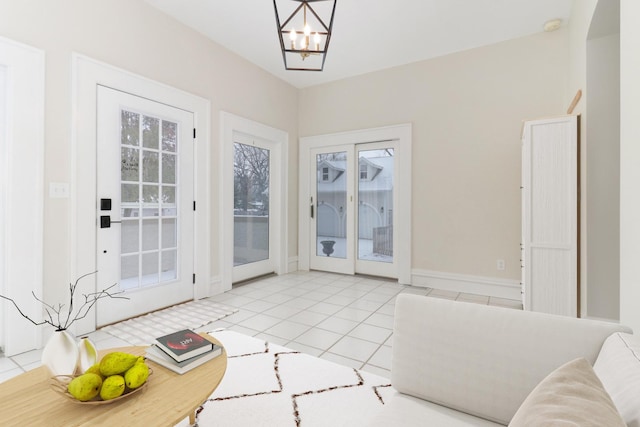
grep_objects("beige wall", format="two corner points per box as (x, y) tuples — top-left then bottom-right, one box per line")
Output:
(300, 31), (569, 281)
(586, 31), (620, 321)
(0, 0), (298, 306)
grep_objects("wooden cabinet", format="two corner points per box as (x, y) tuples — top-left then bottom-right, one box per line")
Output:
(521, 115), (579, 316)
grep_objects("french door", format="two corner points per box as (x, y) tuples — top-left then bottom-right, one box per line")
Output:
(310, 141), (398, 278)
(310, 146), (355, 274)
(96, 86), (195, 326)
(232, 133), (276, 283)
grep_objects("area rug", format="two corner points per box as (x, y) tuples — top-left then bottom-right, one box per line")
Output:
(100, 299), (238, 345)
(175, 330), (394, 427)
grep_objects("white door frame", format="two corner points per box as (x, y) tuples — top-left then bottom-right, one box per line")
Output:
(72, 54), (211, 335)
(299, 124), (412, 284)
(0, 37), (45, 356)
(220, 112), (288, 291)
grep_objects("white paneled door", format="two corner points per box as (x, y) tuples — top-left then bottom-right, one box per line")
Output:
(521, 115), (578, 316)
(96, 86), (194, 326)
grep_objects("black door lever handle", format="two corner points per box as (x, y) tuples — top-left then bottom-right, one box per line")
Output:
(100, 216), (121, 228)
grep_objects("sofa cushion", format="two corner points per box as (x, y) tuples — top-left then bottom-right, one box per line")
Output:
(392, 295), (631, 425)
(594, 332), (640, 426)
(366, 392), (502, 427)
(509, 358), (625, 427)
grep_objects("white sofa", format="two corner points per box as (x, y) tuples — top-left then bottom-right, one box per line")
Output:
(368, 294), (639, 426)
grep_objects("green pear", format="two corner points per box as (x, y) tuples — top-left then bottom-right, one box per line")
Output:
(99, 352), (139, 376)
(124, 362), (149, 389)
(100, 375), (125, 400)
(67, 373), (102, 401)
(84, 362), (104, 378)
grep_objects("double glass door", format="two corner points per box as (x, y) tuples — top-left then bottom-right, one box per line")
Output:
(310, 141), (397, 278)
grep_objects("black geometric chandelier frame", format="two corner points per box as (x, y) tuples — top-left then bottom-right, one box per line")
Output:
(273, 0), (337, 71)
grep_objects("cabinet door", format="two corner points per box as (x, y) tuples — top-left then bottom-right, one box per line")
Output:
(522, 116), (578, 316)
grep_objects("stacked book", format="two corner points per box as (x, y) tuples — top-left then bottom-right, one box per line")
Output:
(145, 329), (222, 374)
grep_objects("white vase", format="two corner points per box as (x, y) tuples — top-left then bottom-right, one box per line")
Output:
(77, 337), (98, 373)
(41, 330), (80, 376)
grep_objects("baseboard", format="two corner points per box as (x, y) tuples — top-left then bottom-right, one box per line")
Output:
(583, 315), (621, 324)
(203, 275), (223, 297)
(287, 256), (299, 274)
(412, 269), (522, 300)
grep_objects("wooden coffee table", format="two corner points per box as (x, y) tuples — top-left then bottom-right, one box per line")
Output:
(0, 333), (226, 426)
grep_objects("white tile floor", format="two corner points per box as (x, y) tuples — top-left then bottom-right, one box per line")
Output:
(0, 270), (522, 383)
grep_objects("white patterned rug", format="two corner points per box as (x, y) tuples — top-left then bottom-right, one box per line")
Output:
(175, 330), (393, 427)
(100, 299), (238, 345)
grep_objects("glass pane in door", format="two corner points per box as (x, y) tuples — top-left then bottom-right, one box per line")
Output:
(234, 143), (270, 266)
(316, 151), (347, 258)
(358, 148), (393, 263)
(120, 110), (179, 290)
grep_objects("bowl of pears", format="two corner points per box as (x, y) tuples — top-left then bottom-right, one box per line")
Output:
(51, 351), (151, 404)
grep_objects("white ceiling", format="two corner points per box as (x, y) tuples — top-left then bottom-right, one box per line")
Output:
(144, 0), (573, 89)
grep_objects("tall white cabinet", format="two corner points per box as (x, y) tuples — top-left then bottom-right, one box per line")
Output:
(521, 115), (579, 317)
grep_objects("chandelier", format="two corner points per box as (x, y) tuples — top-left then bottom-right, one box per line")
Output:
(273, 0), (337, 71)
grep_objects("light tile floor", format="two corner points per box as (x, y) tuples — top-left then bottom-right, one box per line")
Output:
(0, 271), (522, 382)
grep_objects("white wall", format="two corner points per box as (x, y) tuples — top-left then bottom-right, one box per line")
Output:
(0, 64), (5, 351)
(0, 0), (298, 329)
(567, 0), (598, 318)
(0, 36), (45, 355)
(620, 0), (640, 333)
(569, 0), (640, 331)
(300, 31), (569, 284)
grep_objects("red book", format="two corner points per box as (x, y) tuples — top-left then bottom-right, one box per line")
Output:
(154, 329), (214, 362)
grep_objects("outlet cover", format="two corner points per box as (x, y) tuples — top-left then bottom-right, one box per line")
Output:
(49, 182), (69, 198)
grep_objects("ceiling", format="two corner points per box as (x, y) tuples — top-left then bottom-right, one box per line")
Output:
(144, 0), (573, 89)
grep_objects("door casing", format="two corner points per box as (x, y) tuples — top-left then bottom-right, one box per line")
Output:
(73, 54), (211, 335)
(0, 37), (44, 355)
(220, 112), (289, 291)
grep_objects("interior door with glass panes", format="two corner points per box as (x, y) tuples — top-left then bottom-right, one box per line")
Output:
(96, 86), (194, 326)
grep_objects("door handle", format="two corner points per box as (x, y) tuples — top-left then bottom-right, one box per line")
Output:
(310, 204), (314, 218)
(100, 216), (121, 228)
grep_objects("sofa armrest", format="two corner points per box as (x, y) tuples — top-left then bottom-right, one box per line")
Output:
(391, 294), (631, 425)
